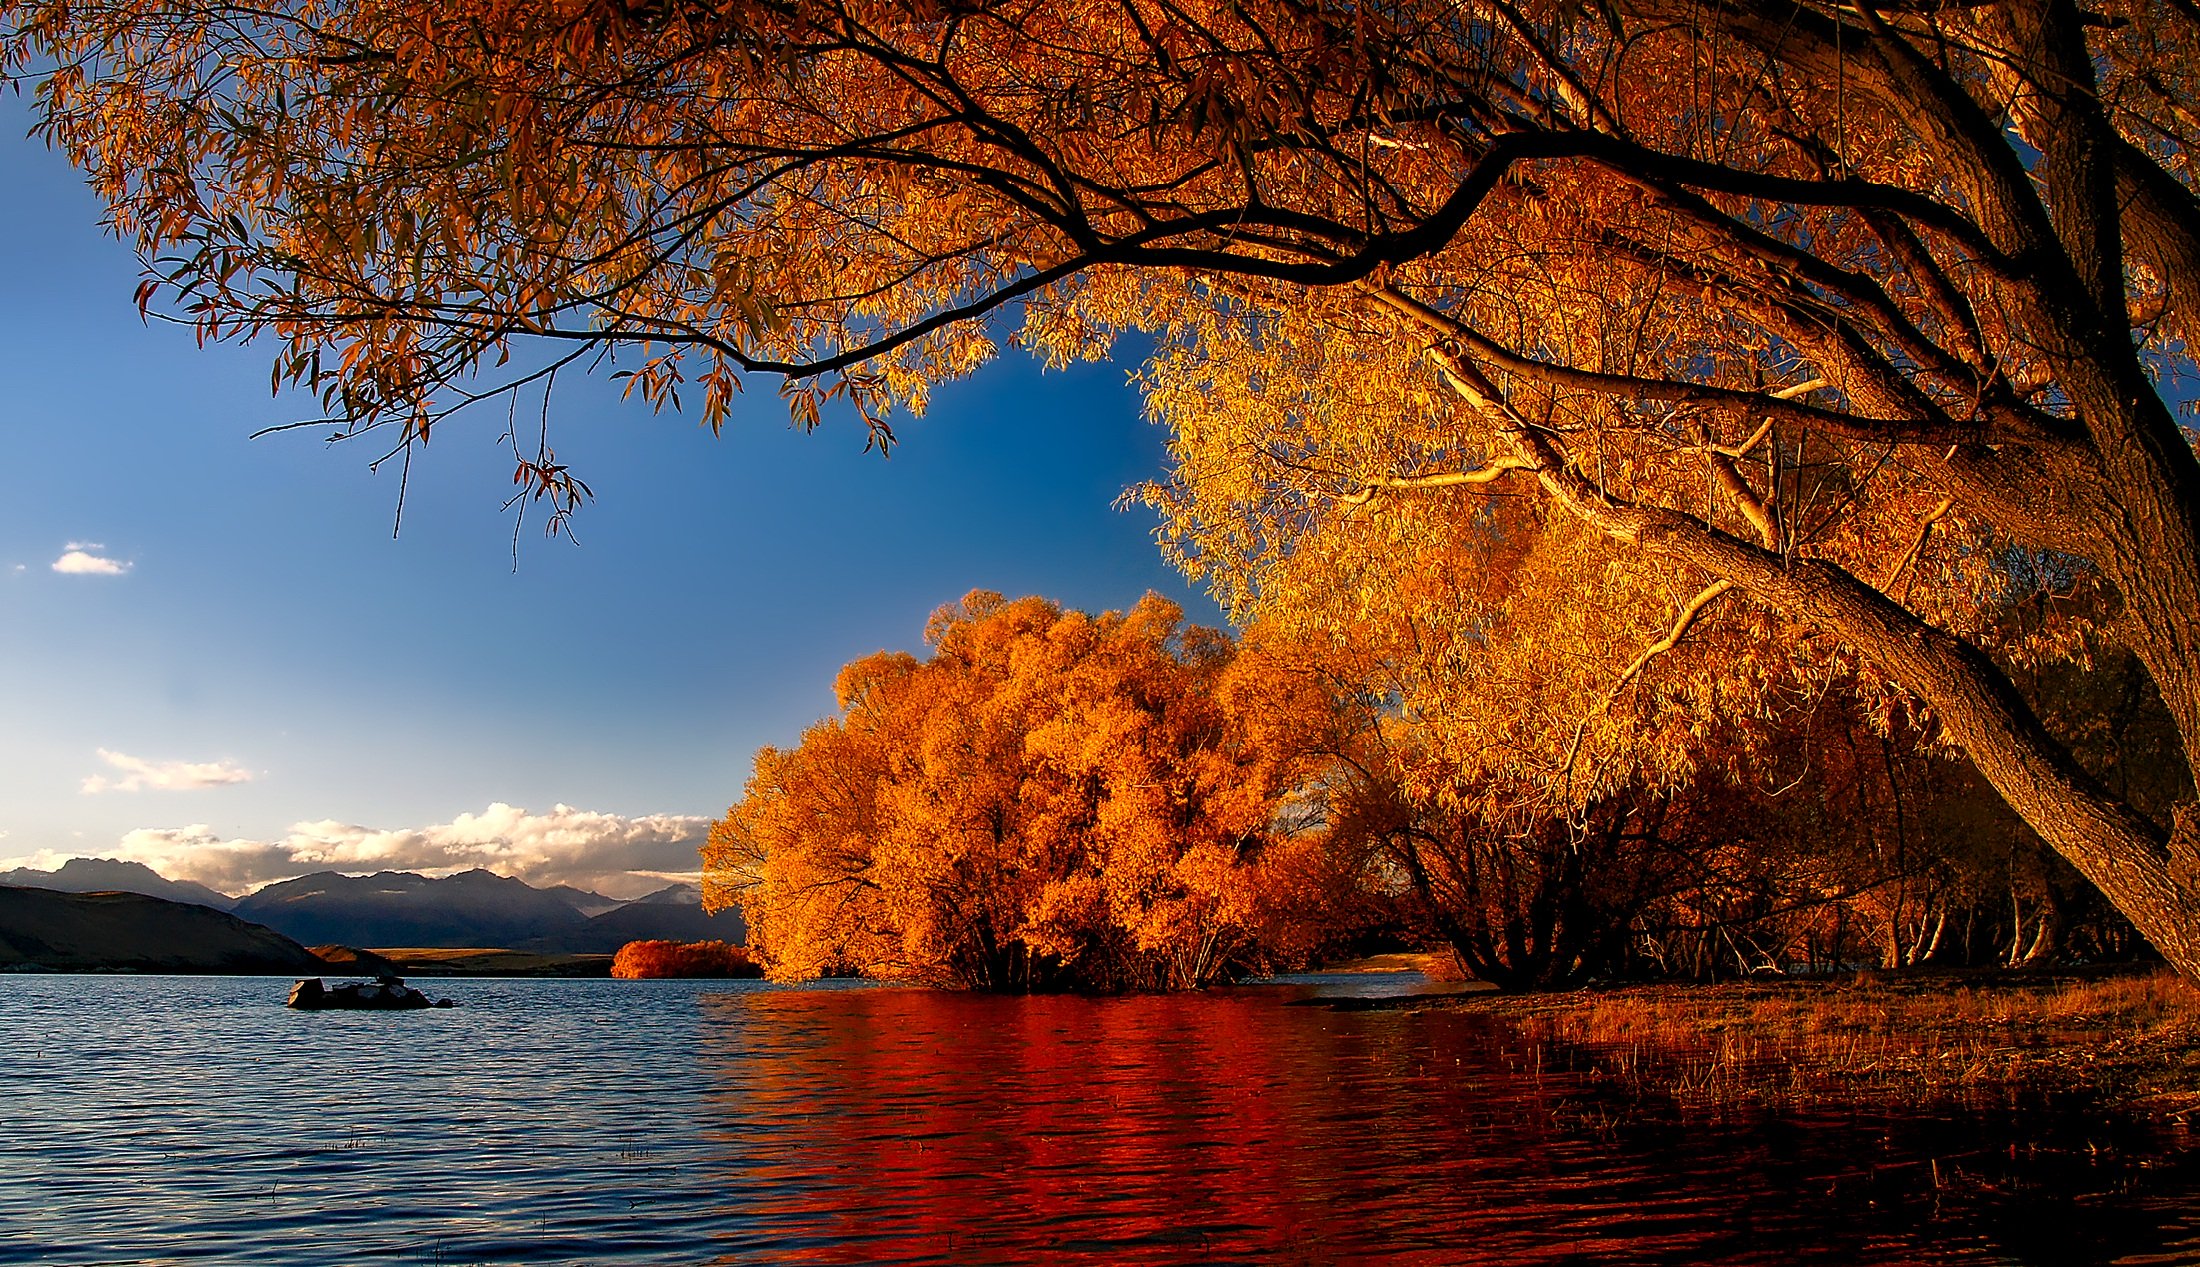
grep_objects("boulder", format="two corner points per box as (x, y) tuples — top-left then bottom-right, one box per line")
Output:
(287, 973), (453, 1010)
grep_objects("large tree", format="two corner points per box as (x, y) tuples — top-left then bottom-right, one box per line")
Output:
(10, 0), (2200, 967)
(708, 591), (1337, 990)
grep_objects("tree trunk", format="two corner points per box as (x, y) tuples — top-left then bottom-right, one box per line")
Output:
(1429, 355), (2200, 979)
(2015, 887), (2062, 969)
(1701, 547), (2200, 978)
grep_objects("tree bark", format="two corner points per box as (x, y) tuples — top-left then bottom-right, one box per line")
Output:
(1420, 349), (2200, 978)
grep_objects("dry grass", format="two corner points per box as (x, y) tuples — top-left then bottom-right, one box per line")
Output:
(366, 947), (616, 976)
(1458, 969), (2200, 1114)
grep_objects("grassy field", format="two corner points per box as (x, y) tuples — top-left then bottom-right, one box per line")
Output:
(358, 947), (616, 977)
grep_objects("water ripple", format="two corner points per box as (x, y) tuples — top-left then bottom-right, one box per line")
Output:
(1, 975), (2195, 1264)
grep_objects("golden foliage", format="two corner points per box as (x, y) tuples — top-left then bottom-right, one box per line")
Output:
(9, 0), (2200, 963)
(705, 591), (1346, 990)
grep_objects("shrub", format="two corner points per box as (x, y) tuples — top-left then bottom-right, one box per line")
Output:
(611, 939), (762, 979)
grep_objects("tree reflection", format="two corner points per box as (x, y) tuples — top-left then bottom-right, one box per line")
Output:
(682, 985), (2193, 1264)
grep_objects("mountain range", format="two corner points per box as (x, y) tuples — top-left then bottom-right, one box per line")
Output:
(0, 857), (237, 911)
(514, 883), (734, 952)
(0, 859), (744, 950)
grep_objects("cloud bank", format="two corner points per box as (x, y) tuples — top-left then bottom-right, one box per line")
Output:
(82, 749), (257, 794)
(82, 803), (711, 898)
(52, 543), (130, 575)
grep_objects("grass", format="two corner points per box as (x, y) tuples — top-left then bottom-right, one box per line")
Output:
(364, 947), (616, 977)
(1448, 968), (2200, 1115)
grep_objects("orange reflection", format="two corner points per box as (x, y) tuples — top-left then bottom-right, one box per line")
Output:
(689, 987), (1728, 1263)
(680, 985), (2196, 1265)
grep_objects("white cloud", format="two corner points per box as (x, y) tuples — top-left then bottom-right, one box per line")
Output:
(82, 749), (257, 794)
(96, 803), (711, 898)
(52, 544), (130, 575)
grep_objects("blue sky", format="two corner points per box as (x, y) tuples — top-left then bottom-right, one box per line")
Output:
(0, 103), (1219, 896)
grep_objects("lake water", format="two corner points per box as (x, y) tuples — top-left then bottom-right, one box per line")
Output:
(3, 974), (2197, 1265)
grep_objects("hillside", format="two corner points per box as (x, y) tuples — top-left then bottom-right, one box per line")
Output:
(0, 885), (325, 973)
(233, 868), (591, 948)
(0, 858), (235, 910)
(517, 890), (747, 953)
(542, 885), (624, 918)
(0, 860), (743, 957)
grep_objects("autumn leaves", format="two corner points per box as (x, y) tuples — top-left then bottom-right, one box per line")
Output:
(701, 583), (2147, 992)
(705, 593), (1348, 991)
(11, 0), (2200, 975)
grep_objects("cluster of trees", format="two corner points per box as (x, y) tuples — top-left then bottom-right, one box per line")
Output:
(610, 939), (762, 979)
(706, 590), (2169, 992)
(8, 0), (2200, 970)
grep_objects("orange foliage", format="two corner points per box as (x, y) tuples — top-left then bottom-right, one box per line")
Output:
(610, 939), (762, 979)
(9, 0), (2200, 969)
(706, 592), (1354, 991)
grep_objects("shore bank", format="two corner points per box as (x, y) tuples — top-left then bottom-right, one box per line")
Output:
(1379, 969), (2200, 1118)
(363, 947), (615, 977)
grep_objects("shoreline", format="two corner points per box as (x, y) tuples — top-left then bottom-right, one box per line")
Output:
(0, 949), (618, 978)
(1345, 968), (2200, 1121)
(355, 947), (615, 978)
(15, 939), (2200, 1126)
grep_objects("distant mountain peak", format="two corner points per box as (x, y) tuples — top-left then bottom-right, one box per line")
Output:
(544, 884), (624, 918)
(0, 857), (236, 911)
(631, 882), (705, 907)
(55, 857), (163, 880)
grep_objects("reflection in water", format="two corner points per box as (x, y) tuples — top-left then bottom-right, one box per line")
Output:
(1, 975), (2195, 1265)
(692, 987), (2200, 1265)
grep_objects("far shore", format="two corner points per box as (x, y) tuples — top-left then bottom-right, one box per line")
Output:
(0, 946), (614, 977)
(354, 948), (616, 978)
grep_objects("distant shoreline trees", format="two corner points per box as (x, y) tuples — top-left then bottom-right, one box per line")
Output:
(610, 939), (762, 979)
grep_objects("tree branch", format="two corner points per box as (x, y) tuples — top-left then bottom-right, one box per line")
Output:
(1881, 496), (1954, 601)
(1337, 458), (1536, 505)
(1559, 579), (1737, 788)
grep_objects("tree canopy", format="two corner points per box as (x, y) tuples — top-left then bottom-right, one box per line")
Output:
(705, 592), (1346, 990)
(9, 0), (2200, 969)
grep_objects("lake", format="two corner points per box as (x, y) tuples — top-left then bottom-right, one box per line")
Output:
(2, 973), (2196, 1264)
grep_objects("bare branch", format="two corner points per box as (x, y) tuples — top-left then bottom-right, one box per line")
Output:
(1882, 496), (1955, 600)
(1559, 579), (1737, 787)
(1337, 458), (1536, 505)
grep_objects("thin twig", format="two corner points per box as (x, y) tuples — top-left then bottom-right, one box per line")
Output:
(1560, 579), (1737, 789)
(1882, 496), (1954, 600)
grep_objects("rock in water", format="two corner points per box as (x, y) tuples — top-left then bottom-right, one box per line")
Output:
(286, 973), (452, 1010)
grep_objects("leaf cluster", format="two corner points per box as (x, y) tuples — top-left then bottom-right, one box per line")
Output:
(704, 590), (1350, 990)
